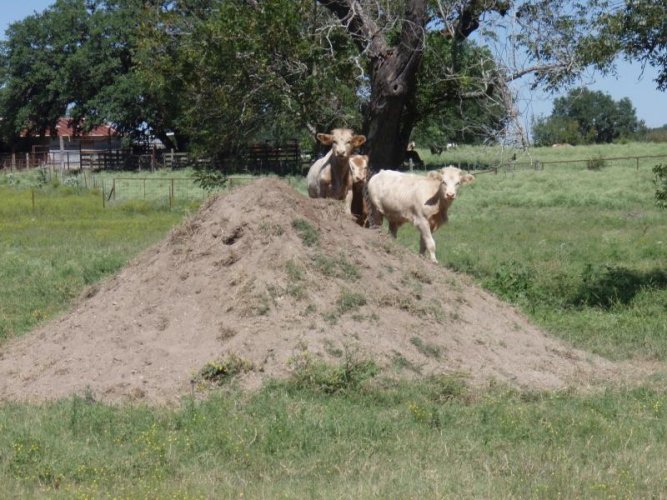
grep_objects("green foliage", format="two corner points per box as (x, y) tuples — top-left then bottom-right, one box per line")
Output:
(336, 289), (367, 313)
(572, 264), (667, 309)
(311, 254), (360, 281)
(137, 0), (362, 156)
(409, 336), (442, 359)
(595, 1), (667, 91)
(531, 116), (583, 146)
(0, 0), (170, 143)
(654, 163), (667, 208)
(191, 167), (227, 192)
(413, 36), (509, 145)
(533, 87), (642, 146)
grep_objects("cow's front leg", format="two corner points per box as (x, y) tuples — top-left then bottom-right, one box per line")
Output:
(344, 188), (354, 216)
(415, 219), (437, 263)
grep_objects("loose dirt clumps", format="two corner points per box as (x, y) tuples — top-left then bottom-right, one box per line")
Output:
(0, 178), (631, 404)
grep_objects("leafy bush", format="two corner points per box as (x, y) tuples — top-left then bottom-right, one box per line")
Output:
(487, 261), (535, 303)
(191, 167), (228, 191)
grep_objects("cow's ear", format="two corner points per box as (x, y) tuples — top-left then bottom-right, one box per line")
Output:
(351, 135), (367, 147)
(462, 174), (475, 184)
(317, 133), (334, 145)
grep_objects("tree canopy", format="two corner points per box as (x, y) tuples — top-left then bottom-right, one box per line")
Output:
(1, 0), (663, 164)
(532, 87), (643, 146)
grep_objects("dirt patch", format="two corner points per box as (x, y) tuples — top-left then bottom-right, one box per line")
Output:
(0, 178), (649, 404)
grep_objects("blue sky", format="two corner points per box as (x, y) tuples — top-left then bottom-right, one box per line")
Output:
(2, 1), (666, 129)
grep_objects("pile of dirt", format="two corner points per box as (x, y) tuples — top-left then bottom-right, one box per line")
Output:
(0, 178), (633, 404)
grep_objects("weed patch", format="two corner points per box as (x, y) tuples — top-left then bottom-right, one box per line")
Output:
(287, 351), (378, 394)
(292, 218), (319, 247)
(193, 354), (253, 386)
(410, 336), (442, 358)
(336, 289), (367, 313)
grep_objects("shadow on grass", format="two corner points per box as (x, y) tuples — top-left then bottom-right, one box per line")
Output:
(572, 265), (667, 309)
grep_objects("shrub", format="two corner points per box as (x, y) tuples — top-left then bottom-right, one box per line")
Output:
(191, 167), (228, 191)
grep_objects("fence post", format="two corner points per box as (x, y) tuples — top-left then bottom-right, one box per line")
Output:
(636, 157), (639, 170)
(112, 178), (116, 200)
(32, 189), (35, 211)
(171, 178), (175, 206)
(102, 181), (106, 208)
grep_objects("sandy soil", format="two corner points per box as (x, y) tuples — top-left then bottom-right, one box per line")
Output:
(0, 178), (650, 405)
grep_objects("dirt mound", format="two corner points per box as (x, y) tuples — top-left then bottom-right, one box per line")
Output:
(0, 178), (631, 404)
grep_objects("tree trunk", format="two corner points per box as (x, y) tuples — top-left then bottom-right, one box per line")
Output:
(319, 0), (427, 171)
(365, 1), (427, 170)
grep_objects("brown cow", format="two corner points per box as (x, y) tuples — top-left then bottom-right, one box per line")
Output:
(306, 128), (366, 215)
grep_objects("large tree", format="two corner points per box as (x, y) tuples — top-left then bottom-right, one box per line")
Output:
(0, 0), (176, 148)
(315, 0), (606, 168)
(532, 87), (642, 145)
(590, 0), (667, 90)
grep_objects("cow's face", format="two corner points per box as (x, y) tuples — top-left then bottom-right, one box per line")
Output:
(439, 166), (474, 201)
(317, 128), (366, 159)
(349, 155), (368, 183)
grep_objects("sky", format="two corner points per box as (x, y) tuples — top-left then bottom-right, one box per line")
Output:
(2, 1), (666, 130)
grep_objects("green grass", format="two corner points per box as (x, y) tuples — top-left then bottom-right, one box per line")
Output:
(395, 155), (667, 361)
(415, 141), (667, 171)
(0, 181), (192, 341)
(1, 144), (667, 497)
(0, 377), (665, 498)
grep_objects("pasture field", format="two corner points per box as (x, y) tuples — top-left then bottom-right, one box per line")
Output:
(1, 143), (666, 497)
(397, 149), (667, 361)
(0, 177), (194, 340)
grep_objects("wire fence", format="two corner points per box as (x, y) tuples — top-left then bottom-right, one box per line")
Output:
(484, 153), (667, 173)
(403, 152), (667, 175)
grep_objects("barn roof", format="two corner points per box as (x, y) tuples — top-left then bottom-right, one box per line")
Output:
(21, 117), (118, 138)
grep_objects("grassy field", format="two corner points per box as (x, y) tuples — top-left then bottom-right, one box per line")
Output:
(0, 174), (195, 340)
(396, 149), (667, 361)
(0, 143), (666, 497)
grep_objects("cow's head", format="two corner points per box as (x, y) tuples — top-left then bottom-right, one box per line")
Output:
(349, 155), (369, 184)
(438, 166), (475, 201)
(317, 128), (366, 159)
